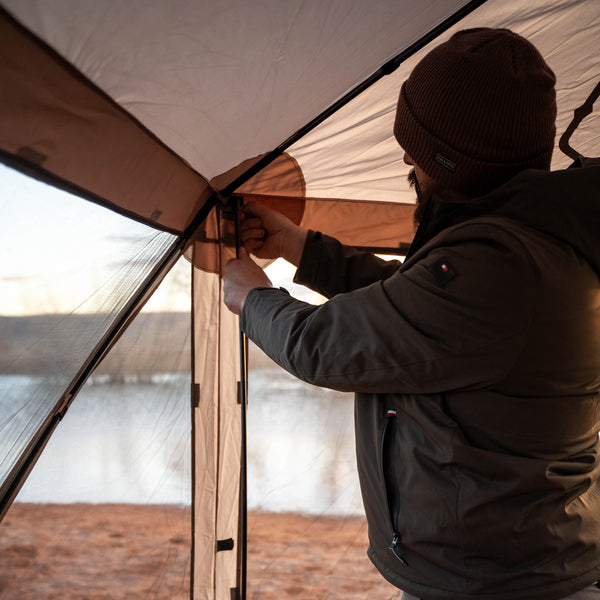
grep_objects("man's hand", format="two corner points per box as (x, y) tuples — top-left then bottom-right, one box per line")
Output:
(241, 201), (307, 266)
(224, 248), (273, 315)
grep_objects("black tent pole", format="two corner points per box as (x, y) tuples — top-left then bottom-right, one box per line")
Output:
(232, 196), (249, 600)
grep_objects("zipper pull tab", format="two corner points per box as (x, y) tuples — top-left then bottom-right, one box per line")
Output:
(389, 533), (408, 566)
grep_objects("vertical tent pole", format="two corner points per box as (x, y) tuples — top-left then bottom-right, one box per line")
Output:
(233, 196), (248, 600)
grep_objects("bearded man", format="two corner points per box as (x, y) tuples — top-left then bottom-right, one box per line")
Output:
(224, 28), (600, 600)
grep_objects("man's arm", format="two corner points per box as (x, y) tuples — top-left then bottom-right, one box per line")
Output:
(293, 231), (402, 299)
(240, 228), (535, 395)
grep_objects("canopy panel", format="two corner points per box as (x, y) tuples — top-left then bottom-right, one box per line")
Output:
(286, 0), (600, 203)
(1, 0), (474, 180)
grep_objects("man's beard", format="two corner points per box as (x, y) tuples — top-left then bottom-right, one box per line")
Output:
(408, 168), (429, 229)
(408, 168), (469, 229)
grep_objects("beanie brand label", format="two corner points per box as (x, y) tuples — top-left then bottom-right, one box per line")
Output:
(435, 153), (456, 172)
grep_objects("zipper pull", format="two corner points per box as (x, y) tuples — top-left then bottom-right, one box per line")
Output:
(389, 533), (408, 566)
(386, 408), (397, 418)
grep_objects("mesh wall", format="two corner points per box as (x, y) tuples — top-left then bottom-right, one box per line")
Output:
(0, 186), (193, 598)
(0, 162), (179, 510)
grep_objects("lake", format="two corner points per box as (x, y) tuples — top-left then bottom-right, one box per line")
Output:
(9, 369), (364, 516)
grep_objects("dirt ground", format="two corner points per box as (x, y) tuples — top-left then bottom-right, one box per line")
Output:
(0, 503), (403, 599)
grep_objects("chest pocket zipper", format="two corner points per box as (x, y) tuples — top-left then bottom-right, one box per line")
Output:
(381, 408), (408, 567)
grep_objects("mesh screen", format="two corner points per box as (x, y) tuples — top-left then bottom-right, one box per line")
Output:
(0, 162), (178, 504)
(0, 246), (193, 598)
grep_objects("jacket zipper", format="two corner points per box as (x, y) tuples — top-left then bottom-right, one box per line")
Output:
(381, 408), (408, 566)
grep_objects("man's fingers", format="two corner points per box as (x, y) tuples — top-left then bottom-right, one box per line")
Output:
(244, 238), (264, 253)
(241, 216), (263, 230)
(240, 226), (265, 243)
(242, 201), (267, 218)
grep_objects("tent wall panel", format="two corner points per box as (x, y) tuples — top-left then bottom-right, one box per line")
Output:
(300, 198), (415, 250)
(192, 235), (241, 599)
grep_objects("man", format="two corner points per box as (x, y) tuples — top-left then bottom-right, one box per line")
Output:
(223, 28), (600, 599)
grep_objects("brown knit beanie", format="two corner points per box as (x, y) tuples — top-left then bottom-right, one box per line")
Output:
(394, 28), (557, 197)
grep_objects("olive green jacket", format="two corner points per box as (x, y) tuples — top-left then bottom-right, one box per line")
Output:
(241, 160), (600, 599)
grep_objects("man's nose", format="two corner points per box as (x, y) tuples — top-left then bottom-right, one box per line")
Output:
(403, 153), (415, 166)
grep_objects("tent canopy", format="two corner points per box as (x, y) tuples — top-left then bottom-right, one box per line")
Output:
(3, 1), (598, 238)
(1, 1), (598, 598)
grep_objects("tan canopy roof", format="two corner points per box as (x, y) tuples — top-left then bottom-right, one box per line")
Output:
(2, 1), (597, 247)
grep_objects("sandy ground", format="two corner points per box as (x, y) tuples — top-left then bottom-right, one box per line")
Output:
(0, 503), (403, 599)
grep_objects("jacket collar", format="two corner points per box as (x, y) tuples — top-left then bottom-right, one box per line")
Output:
(405, 160), (600, 276)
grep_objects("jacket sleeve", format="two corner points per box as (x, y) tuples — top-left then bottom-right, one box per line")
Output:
(241, 224), (536, 394)
(293, 230), (402, 298)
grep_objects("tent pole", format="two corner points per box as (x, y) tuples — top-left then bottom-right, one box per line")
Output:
(233, 196), (248, 600)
